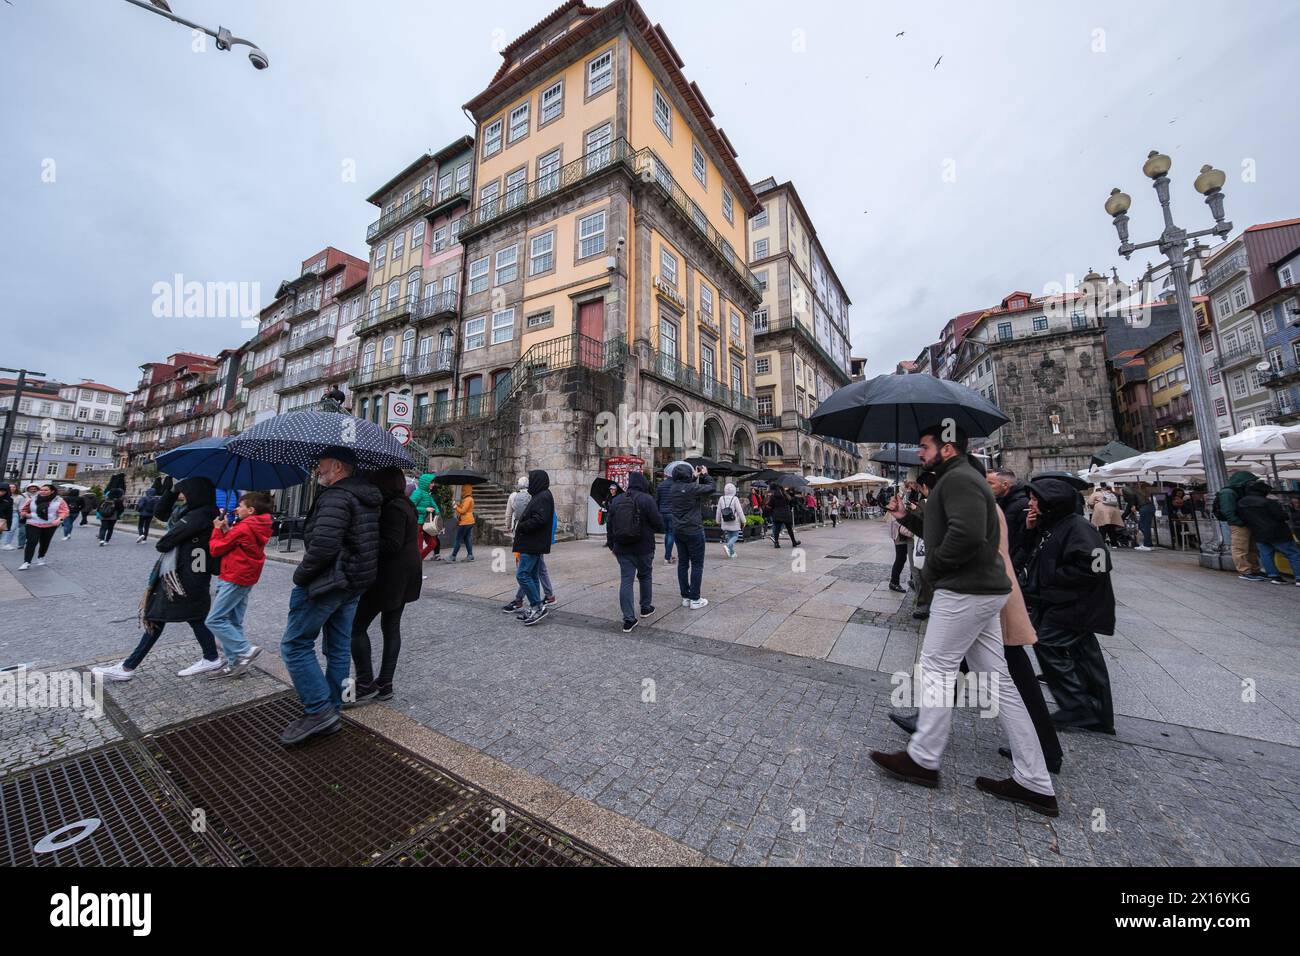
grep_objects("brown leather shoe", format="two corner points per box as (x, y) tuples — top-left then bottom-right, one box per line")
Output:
(870, 750), (940, 789)
(975, 776), (1059, 817)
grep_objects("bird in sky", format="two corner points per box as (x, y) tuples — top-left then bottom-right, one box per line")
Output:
(934, 55), (943, 69)
(896, 31), (905, 37)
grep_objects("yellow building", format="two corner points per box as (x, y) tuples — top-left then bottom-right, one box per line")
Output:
(1141, 330), (1195, 449)
(438, 0), (764, 504)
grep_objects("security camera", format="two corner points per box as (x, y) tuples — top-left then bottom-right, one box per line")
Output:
(616, 236), (626, 252)
(248, 48), (269, 70)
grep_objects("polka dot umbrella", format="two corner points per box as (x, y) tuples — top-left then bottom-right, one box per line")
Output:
(227, 410), (414, 471)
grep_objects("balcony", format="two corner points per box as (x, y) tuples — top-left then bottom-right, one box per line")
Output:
(293, 295), (322, 318)
(366, 187), (437, 243)
(278, 363), (330, 392)
(283, 322), (338, 357)
(407, 349), (455, 382)
(321, 355), (356, 382)
(355, 295), (417, 337)
(226, 388), (248, 412)
(1213, 342), (1263, 371)
(352, 358), (413, 390)
(753, 315), (852, 388)
(1265, 363), (1300, 388)
(244, 358), (284, 389)
(757, 414), (777, 429)
(1154, 406), (1194, 428)
(248, 319), (288, 351)
(644, 348), (757, 418)
(458, 138), (763, 300)
(1205, 249), (1249, 291)
(1264, 396), (1300, 424)
(414, 290), (460, 324)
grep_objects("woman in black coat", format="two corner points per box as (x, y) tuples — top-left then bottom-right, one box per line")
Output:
(93, 477), (222, 681)
(349, 467), (422, 704)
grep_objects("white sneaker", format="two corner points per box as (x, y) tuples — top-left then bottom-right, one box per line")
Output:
(34, 558), (45, 567)
(1, 544), (15, 550)
(1134, 545), (1152, 552)
(681, 598), (691, 607)
(17, 562), (30, 570)
(238, 645), (262, 665)
(92, 662), (134, 682)
(63, 535), (71, 541)
(137, 535), (146, 543)
(178, 658), (224, 677)
(98, 540), (105, 547)
(690, 598), (709, 610)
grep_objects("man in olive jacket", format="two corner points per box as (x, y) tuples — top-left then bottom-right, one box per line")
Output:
(279, 447), (381, 745)
(872, 424), (1057, 817)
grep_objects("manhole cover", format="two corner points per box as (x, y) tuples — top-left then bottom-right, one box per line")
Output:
(380, 799), (610, 867)
(0, 745), (224, 867)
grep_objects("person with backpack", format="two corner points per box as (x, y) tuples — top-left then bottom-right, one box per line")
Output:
(1087, 484), (1124, 548)
(136, 485), (160, 542)
(204, 491), (274, 680)
(511, 470), (555, 626)
(715, 482), (745, 558)
(410, 473), (443, 562)
(606, 471), (666, 632)
(1215, 470), (1265, 581)
(655, 466), (677, 565)
(501, 475), (557, 613)
(668, 463), (715, 609)
(79, 490), (96, 527)
(449, 484), (475, 562)
(96, 489), (124, 545)
(1236, 482), (1300, 586)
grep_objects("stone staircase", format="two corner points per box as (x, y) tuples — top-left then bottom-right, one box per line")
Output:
(466, 480), (512, 547)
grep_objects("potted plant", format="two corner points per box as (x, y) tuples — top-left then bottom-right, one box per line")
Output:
(702, 518), (721, 543)
(743, 514), (766, 541)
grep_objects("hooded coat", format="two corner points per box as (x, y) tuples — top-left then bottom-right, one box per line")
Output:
(1023, 478), (1116, 635)
(715, 482), (745, 532)
(137, 487), (160, 518)
(512, 470), (555, 555)
(293, 476), (382, 597)
(1236, 482), (1295, 546)
(606, 471), (665, 555)
(209, 512), (272, 587)
(455, 486), (475, 525)
(1087, 488), (1124, 529)
(997, 481), (1031, 570)
(1215, 470), (1258, 526)
(995, 507), (1036, 647)
(145, 477), (219, 623)
(766, 487), (794, 524)
(505, 475), (529, 533)
(666, 463), (715, 536)
(366, 487), (423, 610)
(409, 473), (441, 518)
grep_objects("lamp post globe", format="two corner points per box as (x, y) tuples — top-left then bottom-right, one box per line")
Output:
(1142, 150), (1173, 180)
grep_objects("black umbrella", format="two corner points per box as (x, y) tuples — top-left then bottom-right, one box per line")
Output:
(773, 473), (809, 489)
(810, 373), (1010, 445)
(749, 469), (785, 482)
(432, 468), (488, 486)
(869, 446), (924, 468)
(228, 410), (413, 471)
(688, 456), (747, 477)
(589, 477), (620, 507)
(1031, 470), (1091, 491)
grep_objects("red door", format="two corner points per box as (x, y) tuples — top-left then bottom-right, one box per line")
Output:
(578, 300), (604, 367)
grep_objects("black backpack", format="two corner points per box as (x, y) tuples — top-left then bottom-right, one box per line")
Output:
(608, 493), (643, 546)
(1211, 489), (1232, 523)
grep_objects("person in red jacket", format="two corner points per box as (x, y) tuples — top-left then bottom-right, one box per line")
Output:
(204, 491), (274, 680)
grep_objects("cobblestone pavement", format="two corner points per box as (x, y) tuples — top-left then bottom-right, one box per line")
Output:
(1, 525), (1297, 865)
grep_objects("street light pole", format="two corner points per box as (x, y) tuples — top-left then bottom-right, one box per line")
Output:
(120, 0), (270, 70)
(1106, 151), (1235, 569)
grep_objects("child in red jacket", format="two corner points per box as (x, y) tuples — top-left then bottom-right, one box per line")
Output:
(204, 492), (274, 680)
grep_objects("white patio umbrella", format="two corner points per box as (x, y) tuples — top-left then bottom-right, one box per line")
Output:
(841, 472), (892, 485)
(805, 475), (839, 487)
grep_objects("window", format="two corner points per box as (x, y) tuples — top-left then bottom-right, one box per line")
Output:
(73, 426), (84, 438)
(722, 189), (734, 225)
(1202, 334), (1214, 353)
(468, 256), (489, 295)
(407, 270), (421, 303)
(401, 328), (416, 361)
(753, 308), (769, 332)
(504, 167), (527, 209)
(495, 245), (519, 284)
(998, 322), (1013, 341)
(455, 163), (471, 195)
(1209, 368), (1220, 385)
(1216, 295), (1231, 318)
(482, 119), (503, 158)
(508, 102), (530, 143)
(527, 309), (553, 329)
(754, 239), (769, 259)
(529, 231), (555, 275)
(759, 441), (783, 458)
(1071, 313), (1088, 330)
(386, 278), (401, 307)
(1293, 341), (1300, 366)
(1215, 398), (1227, 417)
(753, 205), (768, 228)
(393, 230), (406, 261)
(757, 394), (773, 418)
(732, 362), (743, 394)
(1231, 373), (1248, 398)
(479, 181), (500, 217)
(660, 247), (678, 286)
(659, 316), (678, 359)
(756, 271), (769, 293)
(88, 447), (97, 458)
(578, 210), (606, 258)
(1262, 310), (1276, 335)
(699, 283), (713, 319)
(1268, 348), (1283, 372)
(756, 357), (771, 375)
(730, 309), (742, 341)
(692, 143), (706, 187)
(701, 343), (716, 383)
(585, 124), (612, 173)
(537, 148), (562, 195)
(69, 446), (80, 458)
(491, 308), (515, 345)
(1281, 265), (1295, 285)
(381, 335), (395, 365)
(653, 88), (672, 139)
(437, 173), (453, 201)
(375, 242), (386, 270)
(411, 221), (425, 249)
(1232, 285), (1249, 311)
(540, 80), (564, 125)
(433, 226), (448, 252)
(464, 316), (486, 351)
(587, 50), (613, 96)
(1032, 316), (1049, 332)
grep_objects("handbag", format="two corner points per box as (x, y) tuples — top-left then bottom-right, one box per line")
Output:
(423, 513), (444, 536)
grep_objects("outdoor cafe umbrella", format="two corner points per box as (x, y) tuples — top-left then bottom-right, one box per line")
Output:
(869, 447), (924, 468)
(772, 473), (809, 490)
(432, 468), (488, 487)
(157, 436), (310, 491)
(228, 410), (413, 471)
(687, 456), (747, 477)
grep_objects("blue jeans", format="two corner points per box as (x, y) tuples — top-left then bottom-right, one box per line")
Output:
(0, 523), (14, 548)
(661, 513), (674, 559)
(1258, 539), (1300, 579)
(452, 524), (474, 558)
(279, 584), (360, 716)
(723, 530), (740, 553)
(1138, 504), (1155, 548)
(675, 531), (705, 601)
(616, 552), (654, 621)
(16, 521), (26, 548)
(514, 555), (553, 602)
(206, 580), (253, 663)
(516, 553), (543, 607)
(61, 516), (76, 536)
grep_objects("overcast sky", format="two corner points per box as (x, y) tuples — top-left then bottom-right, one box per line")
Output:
(3, 0), (1297, 392)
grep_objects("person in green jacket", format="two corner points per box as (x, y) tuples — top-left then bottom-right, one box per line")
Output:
(410, 473), (442, 561)
(1215, 470), (1263, 580)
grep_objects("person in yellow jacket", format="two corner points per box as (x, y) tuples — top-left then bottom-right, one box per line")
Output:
(449, 484), (475, 562)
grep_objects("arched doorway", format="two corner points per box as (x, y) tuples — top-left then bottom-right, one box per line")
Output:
(654, 403), (687, 474)
(702, 418), (724, 460)
(731, 428), (752, 467)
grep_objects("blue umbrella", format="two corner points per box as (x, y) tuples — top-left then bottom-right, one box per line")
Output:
(228, 409), (414, 471)
(156, 436), (309, 490)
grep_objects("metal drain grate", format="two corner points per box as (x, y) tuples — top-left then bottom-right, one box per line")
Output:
(380, 799), (609, 867)
(146, 695), (478, 866)
(0, 745), (223, 867)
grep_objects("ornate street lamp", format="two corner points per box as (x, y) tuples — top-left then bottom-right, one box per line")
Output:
(1105, 151), (1234, 568)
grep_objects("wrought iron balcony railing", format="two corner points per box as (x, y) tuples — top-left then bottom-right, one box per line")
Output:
(407, 349), (455, 380)
(355, 295), (418, 336)
(1213, 342), (1263, 371)
(284, 322), (338, 356)
(244, 358), (284, 389)
(1205, 249), (1250, 291)
(414, 290), (460, 323)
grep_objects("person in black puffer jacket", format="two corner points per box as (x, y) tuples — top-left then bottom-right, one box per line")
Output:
(93, 477), (222, 683)
(668, 463), (715, 607)
(1236, 481), (1300, 585)
(1023, 477), (1116, 735)
(766, 486), (798, 548)
(512, 470), (555, 626)
(348, 467), (422, 705)
(279, 447), (382, 746)
(605, 471), (666, 631)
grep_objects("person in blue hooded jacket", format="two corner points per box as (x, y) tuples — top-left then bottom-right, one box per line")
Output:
(667, 463), (715, 609)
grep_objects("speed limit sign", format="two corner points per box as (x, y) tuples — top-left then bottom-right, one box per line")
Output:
(389, 423), (412, 446)
(387, 395), (412, 424)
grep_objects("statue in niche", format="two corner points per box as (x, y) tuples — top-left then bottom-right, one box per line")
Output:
(1049, 410), (1062, 435)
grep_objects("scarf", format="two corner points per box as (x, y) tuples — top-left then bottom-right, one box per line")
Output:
(35, 493), (53, 521)
(139, 502), (191, 634)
